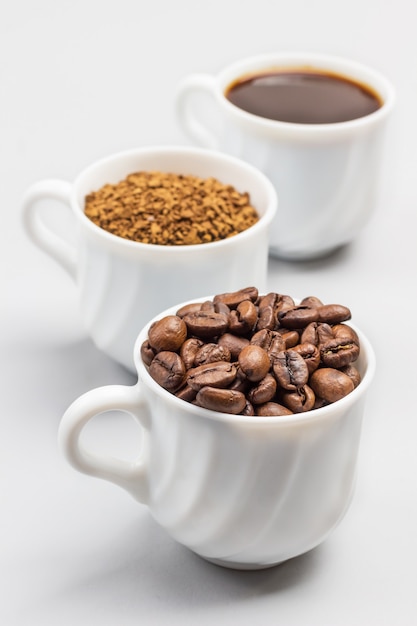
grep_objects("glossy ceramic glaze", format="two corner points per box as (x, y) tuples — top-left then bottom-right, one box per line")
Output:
(176, 52), (395, 260)
(59, 297), (376, 570)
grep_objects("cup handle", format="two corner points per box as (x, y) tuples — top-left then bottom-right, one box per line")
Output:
(175, 74), (220, 150)
(22, 179), (77, 280)
(58, 383), (151, 504)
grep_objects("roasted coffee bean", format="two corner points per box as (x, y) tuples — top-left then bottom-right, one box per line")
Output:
(238, 344), (271, 382)
(340, 363), (361, 388)
(317, 323), (334, 346)
(291, 342), (321, 374)
(143, 287), (361, 416)
(183, 311), (228, 339)
(217, 333), (250, 359)
(149, 351), (186, 392)
(278, 305), (319, 329)
(300, 322), (320, 346)
(320, 337), (360, 368)
(256, 305), (276, 330)
(251, 329), (286, 361)
(200, 300), (216, 311)
(228, 366), (250, 393)
(318, 304), (351, 324)
(140, 340), (156, 366)
(180, 337), (205, 370)
(278, 328), (300, 348)
(148, 315), (187, 352)
(248, 373), (277, 404)
(176, 302), (202, 318)
(275, 294), (295, 313)
(281, 385), (316, 413)
(213, 287), (258, 308)
(256, 402), (294, 416)
(228, 300), (258, 335)
(187, 361), (238, 390)
(241, 399), (255, 416)
(310, 368), (354, 403)
(273, 350), (309, 390)
(195, 386), (247, 414)
(300, 296), (323, 308)
(332, 323), (359, 343)
(214, 301), (231, 316)
(175, 384), (198, 403)
(193, 343), (231, 366)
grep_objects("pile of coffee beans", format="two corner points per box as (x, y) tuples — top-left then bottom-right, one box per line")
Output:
(140, 287), (361, 416)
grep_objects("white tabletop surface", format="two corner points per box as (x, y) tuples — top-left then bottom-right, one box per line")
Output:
(1, 1), (416, 624)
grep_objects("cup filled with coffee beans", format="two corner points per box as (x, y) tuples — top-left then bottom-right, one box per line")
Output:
(176, 52), (395, 260)
(59, 286), (375, 570)
(22, 147), (277, 370)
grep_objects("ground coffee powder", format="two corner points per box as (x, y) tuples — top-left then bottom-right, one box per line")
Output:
(84, 171), (259, 245)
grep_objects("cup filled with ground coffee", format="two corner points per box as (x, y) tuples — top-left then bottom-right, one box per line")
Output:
(176, 52), (395, 260)
(22, 147), (277, 370)
(59, 286), (375, 570)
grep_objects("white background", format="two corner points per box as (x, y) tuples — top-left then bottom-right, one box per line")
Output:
(1, 1), (416, 624)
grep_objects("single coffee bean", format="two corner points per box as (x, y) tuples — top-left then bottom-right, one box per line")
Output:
(300, 296), (323, 308)
(193, 343), (231, 366)
(149, 351), (186, 392)
(228, 300), (258, 335)
(320, 338), (360, 368)
(317, 323), (334, 346)
(251, 329), (286, 361)
(256, 305), (276, 331)
(180, 337), (205, 370)
(183, 311), (229, 339)
(291, 342), (321, 374)
(318, 304), (351, 324)
(273, 350), (309, 390)
(281, 385), (316, 413)
(256, 402), (294, 416)
(228, 366), (250, 393)
(278, 329), (300, 348)
(310, 367), (354, 403)
(332, 323), (359, 343)
(340, 363), (361, 388)
(187, 361), (238, 390)
(213, 286), (258, 308)
(140, 340), (156, 366)
(278, 305), (319, 329)
(300, 322), (320, 346)
(275, 294), (295, 313)
(217, 333), (250, 359)
(176, 302), (202, 318)
(214, 301), (231, 316)
(200, 300), (216, 311)
(175, 384), (198, 402)
(148, 315), (187, 352)
(241, 399), (255, 416)
(248, 373), (277, 404)
(195, 386), (247, 414)
(238, 344), (271, 382)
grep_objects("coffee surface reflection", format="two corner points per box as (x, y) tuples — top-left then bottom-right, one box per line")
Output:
(225, 69), (382, 124)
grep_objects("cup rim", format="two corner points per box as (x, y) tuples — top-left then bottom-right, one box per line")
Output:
(71, 145), (277, 253)
(214, 51), (395, 136)
(134, 295), (376, 427)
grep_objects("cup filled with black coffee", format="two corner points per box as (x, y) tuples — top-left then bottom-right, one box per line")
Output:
(176, 52), (395, 260)
(59, 286), (375, 570)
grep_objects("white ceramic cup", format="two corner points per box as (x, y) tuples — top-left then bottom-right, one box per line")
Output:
(58, 296), (375, 570)
(176, 52), (395, 260)
(22, 146), (277, 371)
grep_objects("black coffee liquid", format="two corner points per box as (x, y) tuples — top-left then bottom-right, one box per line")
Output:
(225, 69), (382, 124)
